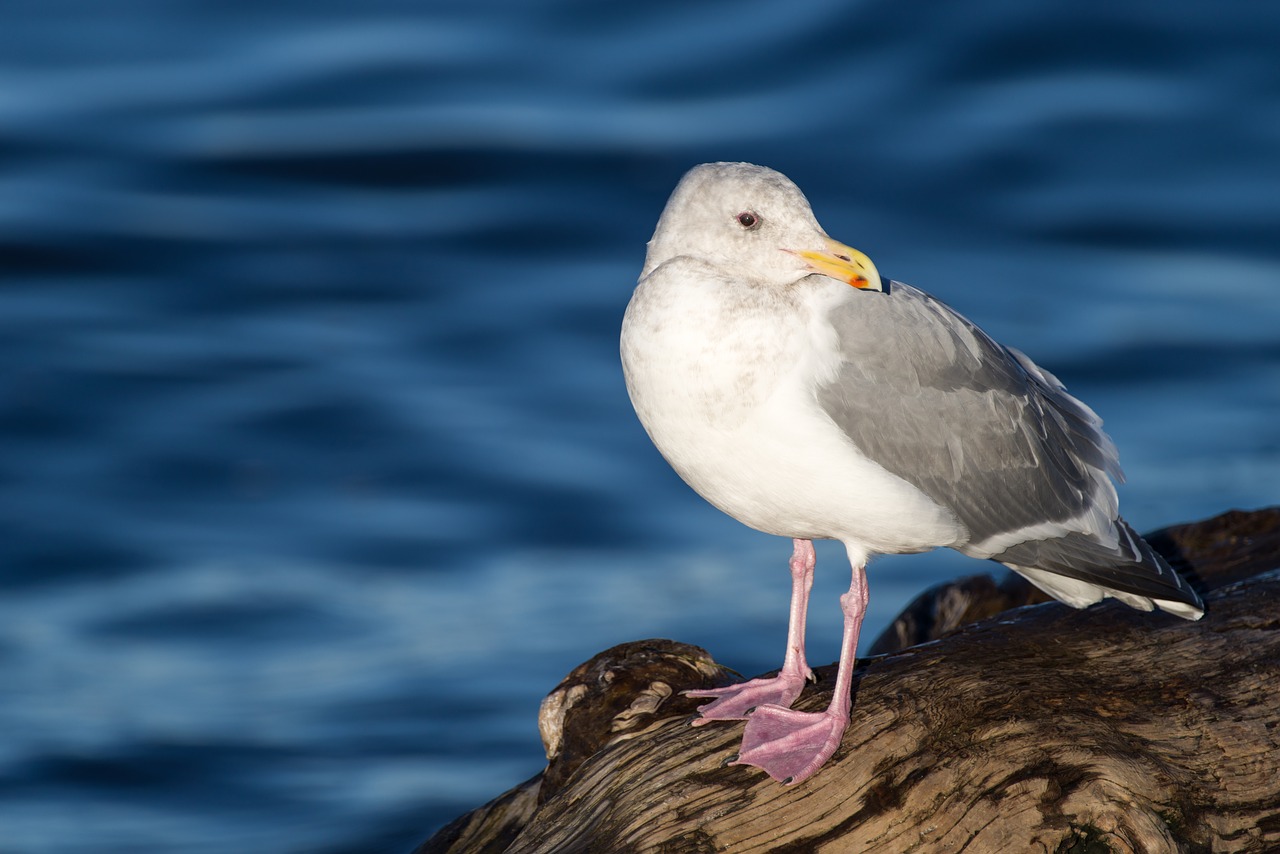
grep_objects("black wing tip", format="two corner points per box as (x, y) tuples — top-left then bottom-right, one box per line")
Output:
(995, 524), (1205, 612)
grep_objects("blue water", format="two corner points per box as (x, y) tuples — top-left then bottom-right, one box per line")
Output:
(3, 1), (1278, 851)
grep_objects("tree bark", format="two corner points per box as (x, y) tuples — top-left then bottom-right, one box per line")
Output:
(419, 508), (1280, 854)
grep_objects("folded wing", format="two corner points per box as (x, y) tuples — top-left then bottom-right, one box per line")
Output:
(817, 282), (1202, 617)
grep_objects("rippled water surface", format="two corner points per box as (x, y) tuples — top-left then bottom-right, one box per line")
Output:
(3, 1), (1278, 851)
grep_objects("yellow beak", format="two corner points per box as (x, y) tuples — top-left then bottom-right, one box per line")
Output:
(791, 237), (882, 291)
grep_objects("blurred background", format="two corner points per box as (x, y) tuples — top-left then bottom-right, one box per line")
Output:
(2, 0), (1278, 851)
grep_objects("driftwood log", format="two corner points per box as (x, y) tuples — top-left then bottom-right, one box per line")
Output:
(420, 508), (1280, 853)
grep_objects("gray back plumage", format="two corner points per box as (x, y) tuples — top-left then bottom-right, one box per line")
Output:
(817, 282), (1201, 610)
(818, 282), (1117, 542)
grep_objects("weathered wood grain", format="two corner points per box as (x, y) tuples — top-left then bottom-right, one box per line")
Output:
(418, 508), (1280, 853)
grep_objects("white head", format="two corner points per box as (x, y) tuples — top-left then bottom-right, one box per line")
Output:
(641, 162), (881, 292)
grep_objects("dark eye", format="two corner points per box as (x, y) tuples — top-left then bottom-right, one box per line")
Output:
(736, 211), (760, 230)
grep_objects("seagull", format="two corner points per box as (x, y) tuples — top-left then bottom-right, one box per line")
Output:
(619, 162), (1203, 786)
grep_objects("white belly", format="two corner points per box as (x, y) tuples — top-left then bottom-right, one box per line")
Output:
(621, 266), (962, 556)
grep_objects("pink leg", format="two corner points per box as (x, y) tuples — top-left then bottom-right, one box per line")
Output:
(685, 539), (817, 722)
(733, 562), (869, 785)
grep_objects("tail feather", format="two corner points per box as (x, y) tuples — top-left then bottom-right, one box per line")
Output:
(993, 518), (1204, 620)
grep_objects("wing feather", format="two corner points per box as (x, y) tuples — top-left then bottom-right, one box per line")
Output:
(817, 282), (1201, 614)
(818, 282), (1112, 543)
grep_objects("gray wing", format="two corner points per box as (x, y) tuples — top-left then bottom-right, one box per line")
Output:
(818, 282), (1201, 611)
